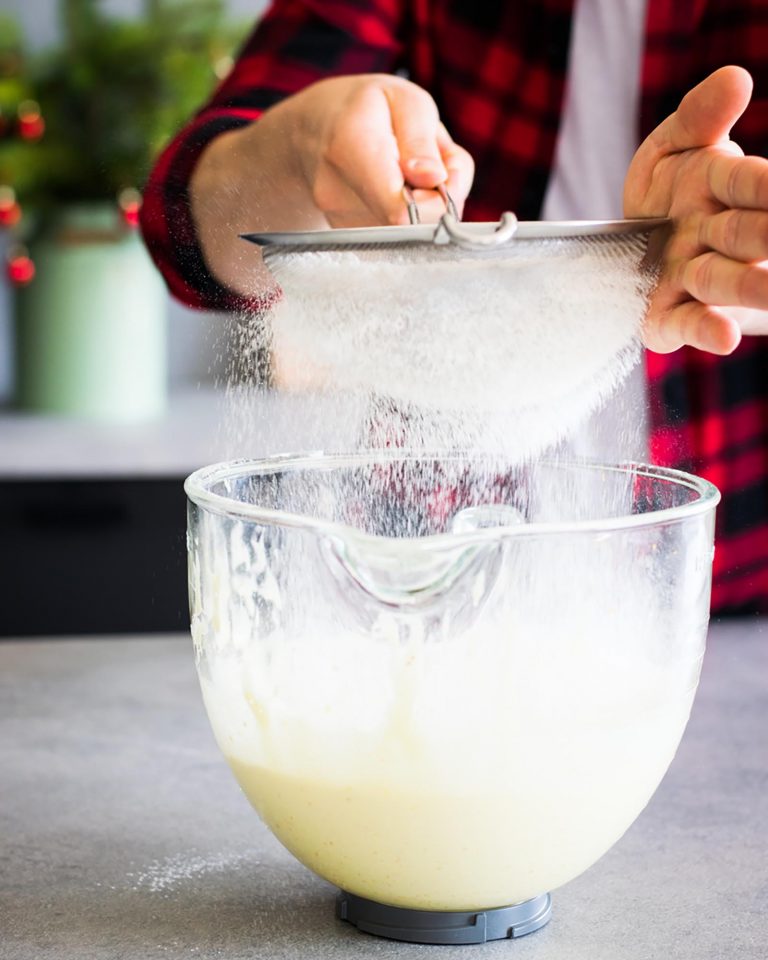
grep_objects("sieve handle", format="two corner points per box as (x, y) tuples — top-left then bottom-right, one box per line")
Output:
(402, 183), (519, 249)
(435, 183), (459, 219)
(402, 183), (459, 225)
(437, 211), (519, 249)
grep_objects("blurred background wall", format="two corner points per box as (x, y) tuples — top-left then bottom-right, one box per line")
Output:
(0, 0), (271, 637)
(0, 0), (269, 404)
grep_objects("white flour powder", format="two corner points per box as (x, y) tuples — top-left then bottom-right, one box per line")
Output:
(195, 226), (698, 912)
(260, 232), (656, 460)
(128, 849), (260, 894)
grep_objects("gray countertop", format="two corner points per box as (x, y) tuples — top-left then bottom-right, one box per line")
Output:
(2, 621), (767, 960)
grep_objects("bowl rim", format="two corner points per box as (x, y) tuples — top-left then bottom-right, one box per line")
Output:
(184, 453), (720, 546)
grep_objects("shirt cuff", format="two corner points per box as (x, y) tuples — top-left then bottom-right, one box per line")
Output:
(141, 111), (264, 313)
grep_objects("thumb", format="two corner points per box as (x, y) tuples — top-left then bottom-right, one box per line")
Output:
(655, 65), (753, 155)
(625, 66), (753, 216)
(383, 79), (447, 188)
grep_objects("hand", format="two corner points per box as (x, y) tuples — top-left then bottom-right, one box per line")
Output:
(285, 73), (474, 226)
(625, 65), (768, 354)
(191, 74), (474, 293)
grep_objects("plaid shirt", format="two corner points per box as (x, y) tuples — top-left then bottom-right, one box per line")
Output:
(141, 0), (768, 614)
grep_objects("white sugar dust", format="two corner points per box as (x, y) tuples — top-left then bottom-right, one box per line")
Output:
(254, 232), (657, 460)
(188, 223), (704, 915)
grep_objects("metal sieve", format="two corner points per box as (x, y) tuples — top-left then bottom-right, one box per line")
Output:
(239, 192), (670, 459)
(241, 185), (669, 253)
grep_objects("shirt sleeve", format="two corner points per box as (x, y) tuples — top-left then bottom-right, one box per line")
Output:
(140, 0), (405, 312)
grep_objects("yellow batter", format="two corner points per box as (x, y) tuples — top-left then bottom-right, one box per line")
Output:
(198, 615), (697, 910)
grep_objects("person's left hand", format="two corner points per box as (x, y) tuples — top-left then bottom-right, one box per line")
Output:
(625, 65), (768, 354)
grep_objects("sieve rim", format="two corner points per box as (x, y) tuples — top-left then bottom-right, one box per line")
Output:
(241, 217), (670, 249)
(185, 453), (720, 544)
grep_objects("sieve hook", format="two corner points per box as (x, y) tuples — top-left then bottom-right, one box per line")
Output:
(438, 211), (519, 249)
(402, 183), (518, 249)
(402, 182), (459, 225)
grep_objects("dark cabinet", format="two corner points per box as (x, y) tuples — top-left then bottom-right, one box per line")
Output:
(0, 477), (189, 636)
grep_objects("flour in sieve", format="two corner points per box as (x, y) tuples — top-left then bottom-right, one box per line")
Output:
(261, 234), (656, 460)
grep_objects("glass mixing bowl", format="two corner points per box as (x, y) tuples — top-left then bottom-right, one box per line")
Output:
(185, 454), (719, 935)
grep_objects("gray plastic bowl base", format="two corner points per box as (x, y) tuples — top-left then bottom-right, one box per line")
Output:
(336, 891), (552, 945)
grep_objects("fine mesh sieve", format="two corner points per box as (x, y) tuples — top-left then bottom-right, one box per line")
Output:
(241, 185), (669, 254)
(241, 194), (669, 459)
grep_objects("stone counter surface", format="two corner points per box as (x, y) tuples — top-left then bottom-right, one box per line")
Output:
(1, 622), (766, 960)
(0, 388), (365, 478)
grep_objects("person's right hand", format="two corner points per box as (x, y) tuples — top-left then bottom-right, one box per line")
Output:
(281, 74), (475, 226)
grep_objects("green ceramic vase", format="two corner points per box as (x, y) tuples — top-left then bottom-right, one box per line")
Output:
(15, 204), (167, 421)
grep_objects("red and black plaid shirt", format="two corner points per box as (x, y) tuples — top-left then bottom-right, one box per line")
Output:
(141, 0), (768, 615)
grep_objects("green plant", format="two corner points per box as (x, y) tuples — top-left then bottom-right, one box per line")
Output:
(0, 0), (249, 258)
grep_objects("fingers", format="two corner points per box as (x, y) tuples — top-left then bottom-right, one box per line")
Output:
(654, 66), (752, 156)
(700, 208), (768, 263)
(643, 297), (742, 355)
(315, 77), (474, 226)
(625, 66), (752, 216)
(679, 251), (768, 310)
(319, 81), (412, 224)
(395, 124), (474, 221)
(718, 306), (768, 336)
(384, 81), (448, 188)
(706, 152), (768, 211)
(649, 230), (768, 354)
(626, 66), (765, 355)
(437, 123), (475, 216)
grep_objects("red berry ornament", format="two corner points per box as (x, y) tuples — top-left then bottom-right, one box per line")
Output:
(17, 101), (45, 141)
(0, 186), (21, 228)
(118, 187), (142, 229)
(18, 115), (45, 141)
(7, 253), (35, 286)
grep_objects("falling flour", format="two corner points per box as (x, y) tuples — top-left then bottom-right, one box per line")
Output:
(191, 222), (691, 912)
(257, 231), (657, 460)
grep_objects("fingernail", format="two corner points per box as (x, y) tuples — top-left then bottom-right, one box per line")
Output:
(407, 157), (443, 173)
